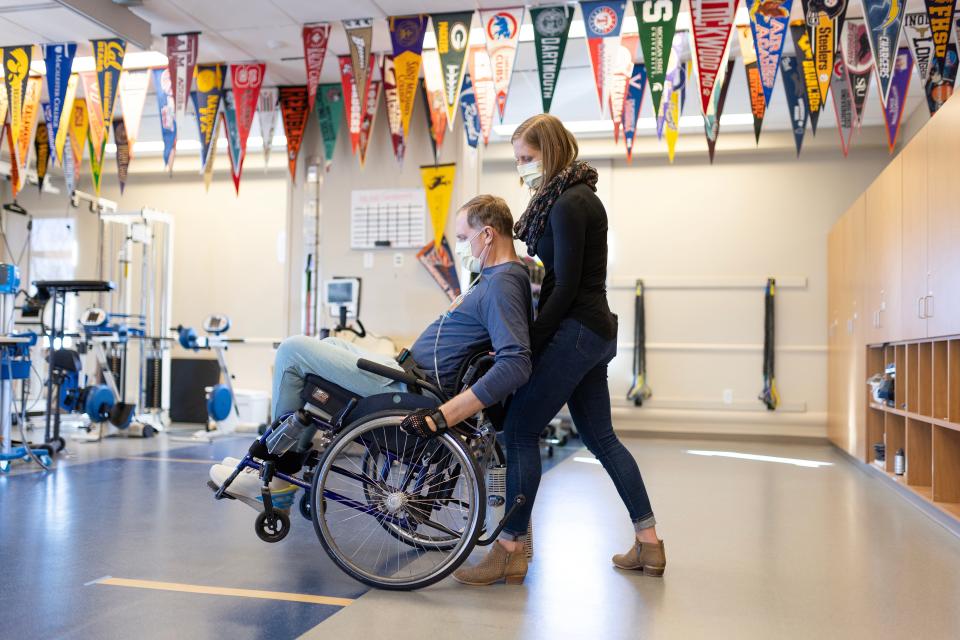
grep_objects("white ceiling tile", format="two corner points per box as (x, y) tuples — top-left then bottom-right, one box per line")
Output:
(0, 16), (43, 47)
(168, 0), (294, 30)
(270, 0), (388, 22)
(4, 7), (117, 47)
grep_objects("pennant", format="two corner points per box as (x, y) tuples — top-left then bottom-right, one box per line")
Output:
(0, 85), (6, 137)
(480, 7), (525, 121)
(431, 11), (472, 127)
(656, 32), (687, 140)
(904, 13), (934, 86)
(118, 70), (149, 158)
(5, 126), (19, 200)
(690, 0), (740, 114)
(316, 83), (344, 170)
(417, 236), (461, 301)
(459, 72), (482, 150)
(344, 19), (374, 110)
(737, 25), (767, 143)
(151, 67), (177, 172)
(302, 23), (331, 114)
(860, 0), (906, 106)
(841, 19), (873, 129)
(113, 117), (130, 194)
(229, 63), (265, 183)
(780, 54), (809, 156)
(748, 0), (793, 107)
(925, 42), (958, 114)
(3, 46), (32, 147)
(191, 64), (225, 173)
(80, 71), (106, 163)
(623, 63), (646, 162)
(338, 55), (362, 156)
(422, 48), (448, 155)
(222, 89), (243, 194)
(380, 56), (405, 163)
(802, 0), (846, 105)
(791, 20), (822, 135)
(831, 56), (855, 156)
(88, 136), (107, 197)
(664, 78), (680, 163)
(42, 43), (77, 164)
(15, 77), (43, 193)
(257, 87), (278, 169)
(532, 5), (574, 113)
(581, 1), (627, 116)
(389, 15), (429, 138)
(54, 74), (78, 166)
(42, 101), (55, 162)
(703, 59), (735, 163)
(35, 113), (50, 191)
(882, 47), (913, 151)
(63, 131), (77, 195)
(467, 44), (497, 145)
(924, 0), (955, 72)
(611, 34), (640, 142)
(420, 163), (457, 248)
(166, 33), (198, 125)
(68, 100), (88, 176)
(278, 85), (310, 182)
(423, 86), (441, 164)
(633, 0), (681, 118)
(92, 38), (125, 138)
(203, 112), (220, 192)
(358, 80), (381, 168)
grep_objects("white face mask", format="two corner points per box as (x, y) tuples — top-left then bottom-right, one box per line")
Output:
(455, 227), (488, 273)
(517, 160), (543, 189)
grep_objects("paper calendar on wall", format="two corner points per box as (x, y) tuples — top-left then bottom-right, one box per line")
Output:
(350, 188), (427, 249)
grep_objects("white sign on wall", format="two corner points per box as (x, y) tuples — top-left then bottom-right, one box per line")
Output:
(350, 188), (426, 250)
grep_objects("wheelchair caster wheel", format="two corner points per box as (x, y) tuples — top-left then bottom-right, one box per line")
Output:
(54, 437), (67, 452)
(299, 492), (312, 521)
(255, 510), (291, 543)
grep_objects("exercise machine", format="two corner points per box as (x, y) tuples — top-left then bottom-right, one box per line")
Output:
(321, 277), (397, 357)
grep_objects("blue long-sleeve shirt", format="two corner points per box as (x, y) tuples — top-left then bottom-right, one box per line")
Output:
(411, 261), (532, 406)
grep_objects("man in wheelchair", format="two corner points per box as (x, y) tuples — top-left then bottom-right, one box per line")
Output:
(209, 195), (532, 512)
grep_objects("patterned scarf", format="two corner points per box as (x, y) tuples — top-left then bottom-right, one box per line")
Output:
(513, 160), (599, 256)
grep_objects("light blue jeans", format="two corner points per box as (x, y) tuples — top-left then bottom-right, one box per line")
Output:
(271, 336), (405, 421)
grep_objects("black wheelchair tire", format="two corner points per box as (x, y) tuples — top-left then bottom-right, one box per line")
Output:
(299, 491), (312, 520)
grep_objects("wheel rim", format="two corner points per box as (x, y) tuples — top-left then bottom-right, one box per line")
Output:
(314, 415), (481, 587)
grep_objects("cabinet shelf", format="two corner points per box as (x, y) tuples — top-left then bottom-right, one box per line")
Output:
(867, 403), (960, 433)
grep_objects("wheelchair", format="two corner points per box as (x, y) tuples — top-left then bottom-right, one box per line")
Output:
(208, 348), (524, 591)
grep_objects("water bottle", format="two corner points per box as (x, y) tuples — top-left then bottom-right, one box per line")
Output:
(894, 448), (905, 476)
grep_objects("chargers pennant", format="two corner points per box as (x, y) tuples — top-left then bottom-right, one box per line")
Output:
(791, 20), (822, 135)
(904, 13), (934, 85)
(389, 14), (429, 139)
(380, 56), (405, 163)
(459, 72), (482, 150)
(480, 6), (524, 121)
(316, 83), (344, 170)
(278, 85), (310, 182)
(581, 1), (627, 117)
(432, 11), (472, 128)
(634, 0), (682, 119)
(737, 25), (767, 143)
(151, 68), (177, 172)
(841, 19), (872, 129)
(691, 0), (740, 115)
(623, 63), (646, 162)
(780, 54), (809, 156)
(42, 43), (77, 165)
(748, 0), (793, 108)
(532, 4), (574, 114)
(882, 47), (913, 152)
(862, 0), (906, 106)
(302, 23), (331, 114)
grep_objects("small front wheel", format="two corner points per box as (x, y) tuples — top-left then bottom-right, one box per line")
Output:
(299, 492), (312, 520)
(255, 510), (291, 543)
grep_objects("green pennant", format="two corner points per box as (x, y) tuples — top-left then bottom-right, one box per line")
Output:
(88, 135), (107, 196)
(531, 5), (574, 113)
(633, 0), (681, 118)
(431, 11), (473, 126)
(315, 83), (343, 171)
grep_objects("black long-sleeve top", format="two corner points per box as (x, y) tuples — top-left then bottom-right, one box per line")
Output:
(531, 182), (617, 353)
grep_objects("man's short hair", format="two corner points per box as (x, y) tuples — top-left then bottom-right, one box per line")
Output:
(460, 195), (514, 237)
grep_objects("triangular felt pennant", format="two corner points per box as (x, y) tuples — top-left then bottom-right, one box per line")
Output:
(42, 101), (55, 163)
(703, 59), (734, 164)
(151, 67), (178, 172)
(5, 126), (20, 200)
(580, 1), (627, 116)
(191, 63), (226, 174)
(420, 163), (457, 247)
(883, 47), (913, 152)
(417, 236), (461, 302)
(924, 0), (956, 73)
(664, 77), (680, 163)
(432, 11), (473, 128)
(343, 19), (374, 109)
(623, 63), (646, 162)
(634, 0), (681, 118)
(802, 0), (846, 105)
(222, 89), (243, 194)
(15, 77), (43, 193)
(358, 80), (381, 168)
(229, 63), (265, 179)
(422, 48), (448, 155)
(791, 20), (822, 135)
(690, 0), (740, 114)
(54, 74), (78, 166)
(278, 85), (310, 182)
(479, 6), (525, 121)
(904, 13), (934, 86)
(380, 56), (405, 163)
(611, 34), (639, 142)
(35, 114), (50, 192)
(467, 44), (497, 145)
(88, 137), (107, 197)
(80, 71), (107, 164)
(0, 85), (6, 135)
(656, 32), (687, 140)
(119, 69), (150, 159)
(69, 99), (88, 176)
(166, 32), (199, 126)
(63, 131), (77, 195)
(92, 38), (126, 139)
(316, 83), (344, 170)
(338, 55), (362, 156)
(3, 46), (33, 147)
(389, 15), (429, 139)
(780, 54), (809, 156)
(831, 55), (856, 156)
(422, 86), (440, 165)
(302, 23), (331, 114)
(841, 19), (873, 129)
(203, 112), (220, 192)
(925, 42), (958, 114)
(861, 0), (906, 106)
(532, 5), (574, 114)
(114, 117), (130, 194)
(748, 0), (793, 108)
(257, 87), (278, 169)
(459, 72), (482, 150)
(42, 43), (76, 165)
(737, 25), (767, 143)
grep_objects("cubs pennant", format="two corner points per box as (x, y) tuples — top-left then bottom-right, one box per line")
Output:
(532, 5), (574, 113)
(861, 0), (906, 105)
(831, 56), (855, 156)
(581, 1), (627, 117)
(623, 63), (646, 162)
(780, 54), (809, 156)
(343, 19), (374, 111)
(279, 86), (310, 182)
(42, 43), (77, 165)
(634, 0), (682, 118)
(257, 87), (279, 169)
(152, 67), (177, 172)
(338, 55), (362, 156)
(467, 44), (497, 145)
(302, 23), (331, 114)
(791, 20), (821, 135)
(480, 7), (525, 122)
(841, 19), (872, 129)
(459, 72), (482, 150)
(165, 32), (199, 126)
(737, 25), (766, 143)
(904, 13), (934, 85)
(691, 0), (740, 115)
(389, 15), (429, 139)
(316, 83), (344, 170)
(432, 11), (472, 128)
(883, 47), (913, 152)
(748, 0), (793, 108)
(380, 56), (405, 163)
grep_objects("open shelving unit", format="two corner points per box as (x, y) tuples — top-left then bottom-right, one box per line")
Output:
(866, 338), (960, 522)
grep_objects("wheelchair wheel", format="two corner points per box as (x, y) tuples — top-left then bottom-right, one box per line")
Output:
(311, 411), (484, 590)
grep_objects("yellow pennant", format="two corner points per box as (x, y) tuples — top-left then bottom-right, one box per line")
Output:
(664, 80), (681, 164)
(204, 112), (221, 192)
(5, 124), (19, 199)
(69, 99), (89, 173)
(4, 46), (32, 147)
(0, 84), (7, 130)
(15, 76), (42, 191)
(420, 163), (456, 248)
(55, 74), (79, 166)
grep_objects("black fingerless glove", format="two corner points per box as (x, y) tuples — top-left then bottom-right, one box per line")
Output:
(400, 408), (448, 439)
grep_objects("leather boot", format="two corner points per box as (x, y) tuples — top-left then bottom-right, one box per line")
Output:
(612, 539), (666, 576)
(453, 541), (528, 586)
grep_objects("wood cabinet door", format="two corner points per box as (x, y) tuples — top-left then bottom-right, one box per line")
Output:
(926, 97), (960, 338)
(901, 128), (929, 340)
(845, 197), (867, 458)
(827, 213), (846, 447)
(864, 157), (903, 343)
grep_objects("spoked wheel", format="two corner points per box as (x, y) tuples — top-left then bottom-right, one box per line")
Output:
(312, 412), (484, 590)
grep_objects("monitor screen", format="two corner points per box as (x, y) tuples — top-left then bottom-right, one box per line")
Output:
(327, 281), (354, 304)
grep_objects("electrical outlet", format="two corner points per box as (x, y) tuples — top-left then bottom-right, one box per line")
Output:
(393, 253), (404, 268)
(722, 389), (734, 405)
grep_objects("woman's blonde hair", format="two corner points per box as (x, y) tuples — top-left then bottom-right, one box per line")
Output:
(511, 114), (579, 193)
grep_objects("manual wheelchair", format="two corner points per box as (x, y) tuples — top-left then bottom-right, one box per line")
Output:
(208, 348), (524, 591)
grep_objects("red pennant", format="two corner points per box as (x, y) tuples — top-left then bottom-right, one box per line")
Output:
(691, 0), (740, 115)
(358, 80), (382, 168)
(279, 86), (309, 182)
(302, 23), (331, 114)
(338, 55), (362, 155)
(165, 32), (199, 122)
(230, 63), (265, 173)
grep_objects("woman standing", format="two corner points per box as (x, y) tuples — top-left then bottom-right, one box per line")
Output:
(454, 114), (663, 586)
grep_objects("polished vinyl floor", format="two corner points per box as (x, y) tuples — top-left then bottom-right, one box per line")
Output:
(3, 427), (960, 639)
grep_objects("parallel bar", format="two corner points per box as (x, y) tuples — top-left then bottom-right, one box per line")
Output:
(92, 577), (354, 607)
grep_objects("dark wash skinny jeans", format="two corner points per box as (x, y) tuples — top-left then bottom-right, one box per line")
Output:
(502, 316), (657, 537)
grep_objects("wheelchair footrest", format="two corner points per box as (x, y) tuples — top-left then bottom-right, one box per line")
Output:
(208, 479), (236, 500)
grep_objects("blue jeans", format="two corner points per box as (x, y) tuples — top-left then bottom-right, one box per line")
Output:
(502, 317), (656, 536)
(271, 336), (405, 421)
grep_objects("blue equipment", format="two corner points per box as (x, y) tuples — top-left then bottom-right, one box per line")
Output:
(175, 314), (241, 440)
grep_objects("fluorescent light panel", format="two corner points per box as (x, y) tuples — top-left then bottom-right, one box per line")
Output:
(30, 50), (168, 75)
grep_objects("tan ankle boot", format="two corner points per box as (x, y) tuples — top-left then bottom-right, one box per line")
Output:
(453, 542), (528, 586)
(612, 539), (666, 576)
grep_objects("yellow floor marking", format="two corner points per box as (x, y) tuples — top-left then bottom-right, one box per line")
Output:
(93, 577), (354, 607)
(122, 456), (217, 464)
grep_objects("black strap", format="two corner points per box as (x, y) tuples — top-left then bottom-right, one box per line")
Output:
(759, 278), (778, 410)
(626, 279), (650, 406)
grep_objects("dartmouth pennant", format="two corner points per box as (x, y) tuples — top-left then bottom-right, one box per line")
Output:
(883, 47), (913, 151)
(432, 11), (472, 127)
(279, 85), (310, 182)
(904, 13), (934, 86)
(841, 19), (872, 129)
(389, 15), (428, 138)
(316, 83), (344, 170)
(459, 72), (481, 150)
(780, 54), (809, 156)
(380, 56), (405, 163)
(737, 25), (766, 143)
(748, 0), (793, 108)
(791, 20), (821, 135)
(634, 0), (681, 118)
(690, 0), (739, 115)
(862, 0), (906, 105)
(581, 1), (627, 116)
(532, 5), (574, 113)
(623, 63), (646, 162)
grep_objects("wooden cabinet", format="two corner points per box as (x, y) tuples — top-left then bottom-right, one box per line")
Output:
(864, 157), (902, 344)
(926, 96), (960, 338)
(900, 129), (928, 339)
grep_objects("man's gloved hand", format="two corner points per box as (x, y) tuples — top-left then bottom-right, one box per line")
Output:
(400, 408), (448, 439)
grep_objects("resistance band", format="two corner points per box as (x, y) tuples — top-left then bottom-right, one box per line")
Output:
(759, 278), (779, 410)
(626, 279), (652, 406)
